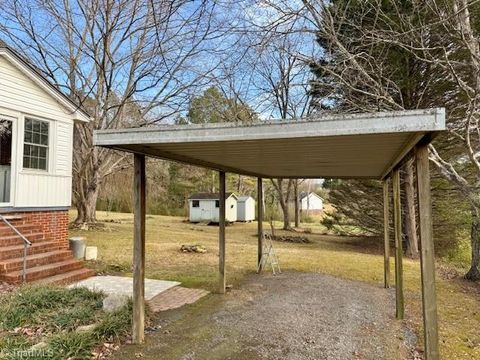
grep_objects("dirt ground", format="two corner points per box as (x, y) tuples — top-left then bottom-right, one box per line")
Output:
(113, 272), (414, 360)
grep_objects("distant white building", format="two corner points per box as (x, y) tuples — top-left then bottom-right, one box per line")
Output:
(299, 192), (324, 213)
(237, 195), (255, 222)
(188, 193), (238, 223)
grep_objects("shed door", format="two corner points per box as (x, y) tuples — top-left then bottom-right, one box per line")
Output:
(200, 201), (212, 221)
(0, 118), (13, 205)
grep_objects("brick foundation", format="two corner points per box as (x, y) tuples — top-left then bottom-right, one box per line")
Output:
(0, 210), (69, 247)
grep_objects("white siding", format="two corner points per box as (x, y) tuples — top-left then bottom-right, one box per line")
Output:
(300, 194), (323, 211)
(55, 122), (74, 175)
(0, 55), (76, 209)
(237, 197), (255, 221)
(0, 57), (76, 122)
(15, 173), (72, 207)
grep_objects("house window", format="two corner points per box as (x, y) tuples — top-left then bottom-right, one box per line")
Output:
(215, 200), (220, 208)
(192, 200), (200, 208)
(23, 118), (49, 171)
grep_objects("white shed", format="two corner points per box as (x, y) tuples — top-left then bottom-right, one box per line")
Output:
(188, 193), (238, 223)
(236, 195), (255, 222)
(299, 192), (324, 212)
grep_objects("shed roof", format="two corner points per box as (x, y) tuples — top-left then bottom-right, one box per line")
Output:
(189, 192), (236, 200)
(299, 192), (323, 201)
(238, 196), (254, 202)
(94, 108), (445, 179)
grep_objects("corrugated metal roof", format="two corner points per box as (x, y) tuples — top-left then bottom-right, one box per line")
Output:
(94, 109), (446, 179)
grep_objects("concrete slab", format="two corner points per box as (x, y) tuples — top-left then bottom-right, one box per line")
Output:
(69, 275), (180, 301)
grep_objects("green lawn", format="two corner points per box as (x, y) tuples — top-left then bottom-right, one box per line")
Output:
(70, 211), (480, 360)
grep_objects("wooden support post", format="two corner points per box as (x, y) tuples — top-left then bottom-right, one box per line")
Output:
(416, 144), (439, 360)
(133, 154), (146, 344)
(383, 179), (390, 289)
(393, 168), (404, 320)
(257, 177), (264, 272)
(219, 171), (226, 294)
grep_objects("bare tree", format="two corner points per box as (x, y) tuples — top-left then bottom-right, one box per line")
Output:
(0, 0), (227, 225)
(246, 33), (314, 230)
(299, 0), (480, 279)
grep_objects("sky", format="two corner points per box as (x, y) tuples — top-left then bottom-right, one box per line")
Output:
(0, 0), (322, 123)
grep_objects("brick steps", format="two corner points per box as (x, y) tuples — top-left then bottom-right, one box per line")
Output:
(0, 232), (46, 246)
(0, 241), (66, 260)
(0, 224), (38, 237)
(0, 250), (73, 273)
(0, 213), (94, 285)
(32, 268), (96, 285)
(1, 258), (85, 283)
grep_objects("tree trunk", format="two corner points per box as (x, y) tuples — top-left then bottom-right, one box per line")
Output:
(237, 175), (242, 193)
(271, 178), (293, 230)
(465, 209), (480, 281)
(282, 202), (291, 230)
(74, 177), (100, 225)
(73, 143), (101, 225)
(404, 159), (419, 258)
(294, 180), (300, 228)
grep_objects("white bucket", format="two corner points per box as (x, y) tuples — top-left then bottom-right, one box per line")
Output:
(85, 246), (98, 261)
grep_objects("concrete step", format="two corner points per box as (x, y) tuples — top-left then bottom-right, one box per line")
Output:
(0, 250), (73, 273)
(1, 258), (85, 283)
(32, 268), (95, 286)
(0, 232), (46, 246)
(0, 241), (65, 260)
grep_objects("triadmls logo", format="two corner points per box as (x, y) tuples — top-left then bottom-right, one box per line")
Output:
(1, 348), (54, 359)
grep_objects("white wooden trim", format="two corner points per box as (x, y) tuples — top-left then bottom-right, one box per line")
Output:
(0, 113), (16, 207)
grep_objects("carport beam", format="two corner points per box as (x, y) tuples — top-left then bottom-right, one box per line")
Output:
(257, 177), (264, 272)
(133, 154), (146, 344)
(219, 171), (226, 294)
(393, 168), (404, 320)
(416, 144), (439, 360)
(383, 179), (390, 288)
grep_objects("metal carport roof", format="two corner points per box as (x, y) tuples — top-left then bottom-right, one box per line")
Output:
(93, 108), (445, 179)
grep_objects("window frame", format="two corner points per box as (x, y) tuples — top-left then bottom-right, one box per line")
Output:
(23, 117), (49, 172)
(215, 200), (220, 208)
(192, 200), (200, 208)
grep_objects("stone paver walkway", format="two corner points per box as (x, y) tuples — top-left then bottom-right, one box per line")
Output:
(148, 286), (209, 312)
(69, 275), (180, 300)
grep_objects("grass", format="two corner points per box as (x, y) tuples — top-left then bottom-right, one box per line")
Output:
(69, 210), (480, 359)
(0, 285), (143, 360)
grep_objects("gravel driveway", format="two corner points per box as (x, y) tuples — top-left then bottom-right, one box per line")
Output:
(114, 272), (414, 360)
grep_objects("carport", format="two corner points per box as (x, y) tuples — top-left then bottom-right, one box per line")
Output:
(94, 108), (446, 360)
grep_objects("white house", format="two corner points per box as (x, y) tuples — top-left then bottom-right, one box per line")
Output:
(0, 41), (93, 284)
(237, 195), (255, 222)
(299, 192), (324, 213)
(189, 192), (238, 223)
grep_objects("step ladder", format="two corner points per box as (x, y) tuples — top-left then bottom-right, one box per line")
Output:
(257, 232), (281, 275)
